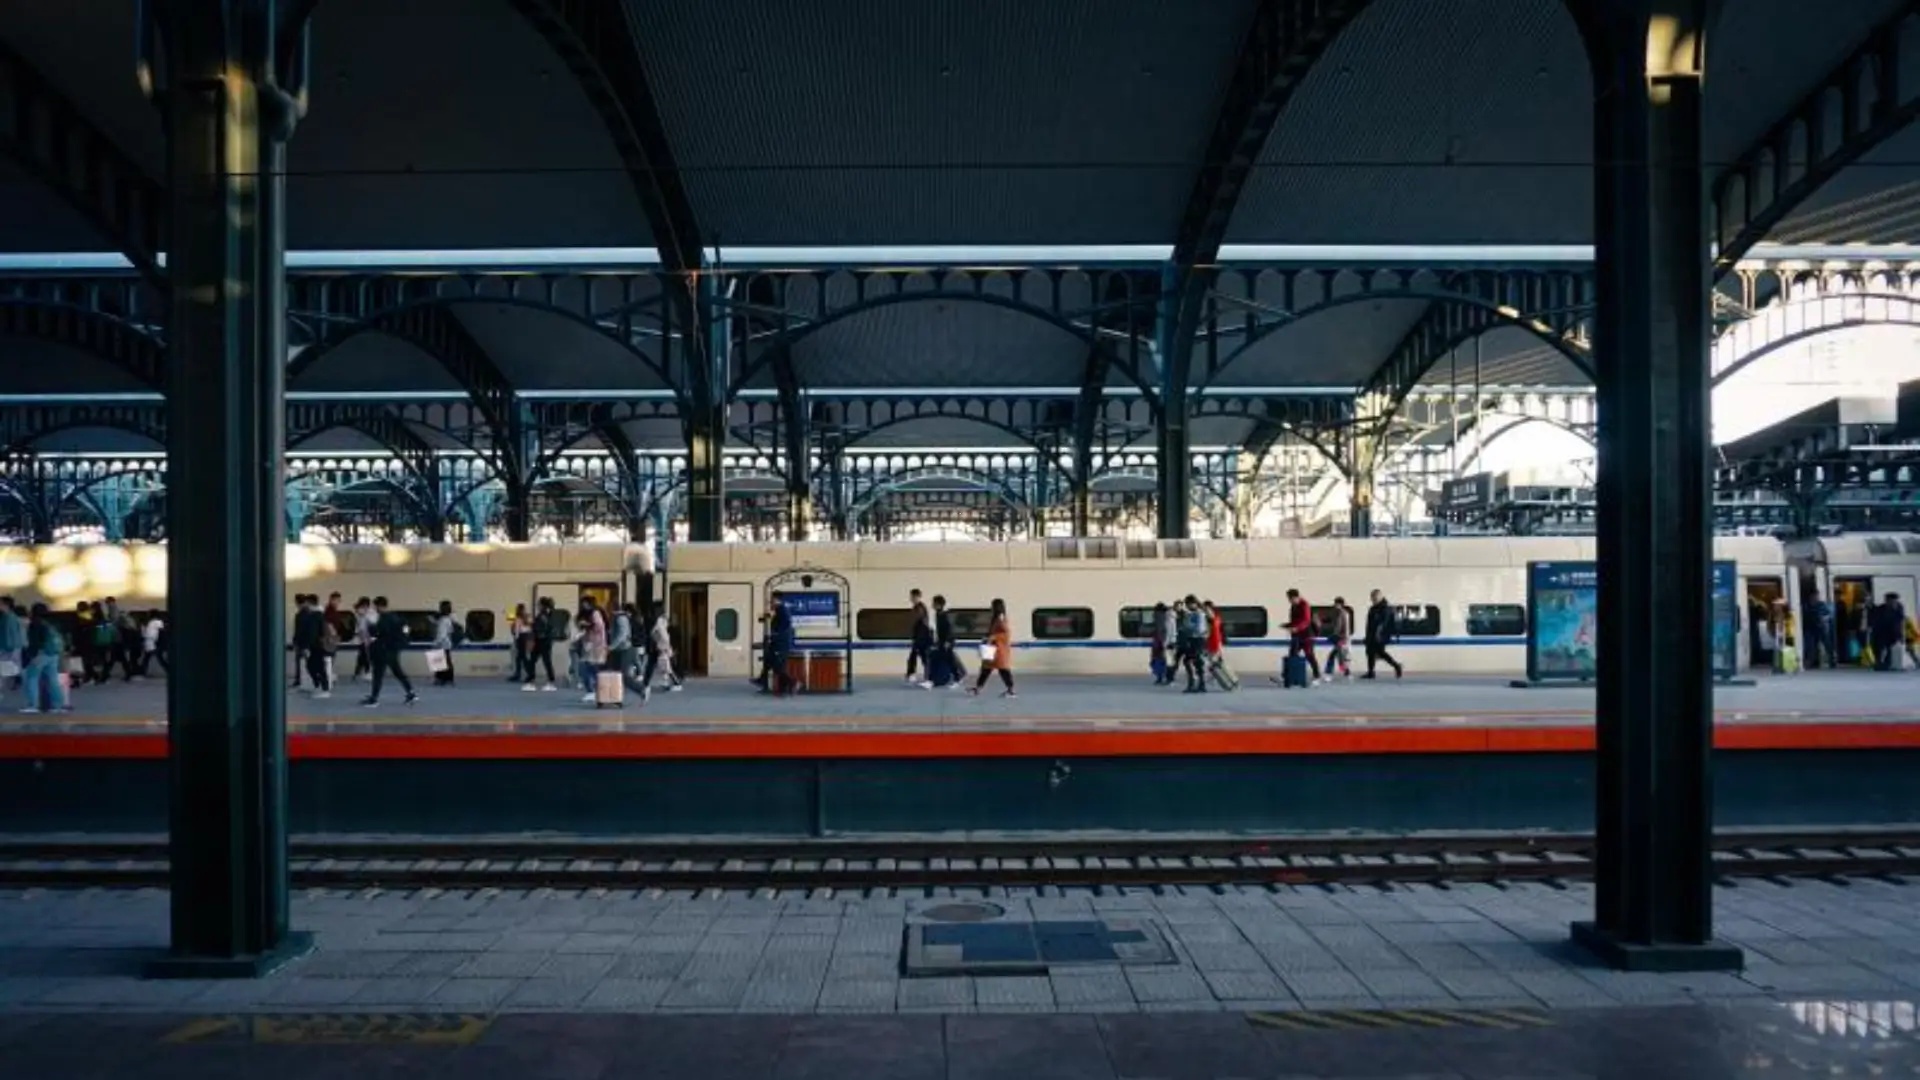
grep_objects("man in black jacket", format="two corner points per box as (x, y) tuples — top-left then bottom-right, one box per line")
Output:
(1363, 590), (1403, 679)
(291, 594), (332, 698)
(907, 588), (933, 687)
(931, 594), (964, 688)
(361, 596), (418, 706)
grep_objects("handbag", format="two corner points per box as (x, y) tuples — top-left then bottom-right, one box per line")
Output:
(426, 649), (450, 674)
(978, 642), (997, 663)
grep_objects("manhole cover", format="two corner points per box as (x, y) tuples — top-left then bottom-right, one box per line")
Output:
(920, 902), (1005, 923)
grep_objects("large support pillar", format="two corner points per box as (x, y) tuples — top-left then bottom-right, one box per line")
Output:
(1570, 0), (1740, 973)
(686, 405), (725, 541)
(1348, 473), (1375, 539)
(786, 485), (812, 541)
(150, 0), (311, 977)
(1155, 398), (1191, 539)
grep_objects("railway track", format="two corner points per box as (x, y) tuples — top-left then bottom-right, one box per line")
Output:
(0, 828), (1916, 892)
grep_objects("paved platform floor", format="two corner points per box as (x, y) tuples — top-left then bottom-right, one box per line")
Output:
(5, 1003), (1919, 1078)
(4, 881), (1920, 1077)
(4, 669), (1918, 735)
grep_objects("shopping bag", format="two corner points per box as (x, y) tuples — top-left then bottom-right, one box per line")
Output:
(0, 658), (19, 678)
(426, 649), (450, 674)
(978, 642), (997, 663)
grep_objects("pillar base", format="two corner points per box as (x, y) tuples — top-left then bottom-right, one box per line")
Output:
(144, 931), (314, 980)
(1569, 921), (1742, 973)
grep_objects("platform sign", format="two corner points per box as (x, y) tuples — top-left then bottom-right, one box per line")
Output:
(1525, 560), (1740, 682)
(776, 590), (841, 628)
(1526, 562), (1599, 682)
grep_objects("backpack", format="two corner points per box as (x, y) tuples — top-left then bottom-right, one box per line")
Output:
(93, 621), (117, 647)
(451, 621), (468, 646)
(319, 617), (341, 652)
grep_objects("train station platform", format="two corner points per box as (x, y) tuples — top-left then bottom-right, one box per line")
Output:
(3, 670), (1919, 759)
(2, 878), (1918, 1078)
(4, 670), (1919, 837)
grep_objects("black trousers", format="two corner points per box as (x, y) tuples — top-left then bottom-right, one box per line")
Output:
(305, 648), (331, 691)
(530, 640), (557, 683)
(368, 649), (413, 699)
(1365, 641), (1401, 676)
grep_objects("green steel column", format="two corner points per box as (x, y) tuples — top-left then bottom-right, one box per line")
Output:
(1570, 0), (1740, 973)
(147, 0), (310, 978)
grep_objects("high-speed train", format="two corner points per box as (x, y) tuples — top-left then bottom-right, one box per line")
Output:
(2, 534), (1913, 680)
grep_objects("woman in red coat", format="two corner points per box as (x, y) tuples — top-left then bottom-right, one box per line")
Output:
(968, 598), (1015, 698)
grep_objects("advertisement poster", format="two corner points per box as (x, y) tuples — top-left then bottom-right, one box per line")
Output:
(1527, 562), (1599, 681)
(1525, 560), (1739, 682)
(776, 590), (841, 628)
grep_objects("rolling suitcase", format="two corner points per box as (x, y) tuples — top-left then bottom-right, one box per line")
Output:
(594, 669), (625, 708)
(1281, 654), (1310, 688)
(1207, 653), (1239, 691)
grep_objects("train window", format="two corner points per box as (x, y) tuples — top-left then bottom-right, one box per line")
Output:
(1466, 603), (1526, 636)
(1394, 604), (1442, 637)
(1867, 537), (1901, 555)
(948, 608), (993, 640)
(1118, 606), (1155, 639)
(1031, 607), (1094, 640)
(715, 608), (739, 643)
(1215, 606), (1268, 639)
(858, 607), (992, 640)
(395, 611), (435, 642)
(464, 609), (496, 644)
(856, 608), (919, 641)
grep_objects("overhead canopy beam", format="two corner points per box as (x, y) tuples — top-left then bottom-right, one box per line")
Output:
(1711, 2), (1920, 275)
(0, 40), (167, 286)
(0, 299), (167, 392)
(1158, 0), (1367, 536)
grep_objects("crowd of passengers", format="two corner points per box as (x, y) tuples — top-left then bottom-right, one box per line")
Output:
(287, 592), (685, 708)
(803, 587), (1415, 699)
(0, 595), (167, 714)
(1757, 590), (1920, 673)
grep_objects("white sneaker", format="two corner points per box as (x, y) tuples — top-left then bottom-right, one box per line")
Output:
(313, 691), (330, 700)
(917, 681), (933, 690)
(18, 707), (38, 714)
(581, 693), (596, 703)
(521, 683), (535, 692)
(667, 684), (683, 693)
(541, 684), (556, 692)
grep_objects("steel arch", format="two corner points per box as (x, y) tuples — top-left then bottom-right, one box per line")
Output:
(0, 299), (168, 392)
(1712, 291), (1920, 388)
(726, 291), (1153, 403)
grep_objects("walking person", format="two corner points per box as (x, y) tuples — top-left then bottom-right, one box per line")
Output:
(1149, 601), (1171, 686)
(967, 598), (1015, 698)
(430, 600), (459, 686)
(1363, 589), (1404, 679)
(0, 597), (23, 696)
(19, 603), (68, 714)
(906, 588), (934, 688)
(140, 610), (168, 676)
(1177, 597), (1208, 692)
(762, 596), (796, 696)
(575, 598), (608, 702)
(528, 597), (561, 691)
(352, 597), (374, 681)
(360, 596), (418, 707)
(639, 604), (683, 700)
(508, 603), (534, 684)
(1871, 593), (1905, 671)
(292, 594), (333, 698)
(607, 602), (648, 696)
(1285, 589), (1322, 684)
(932, 594), (964, 689)
(1324, 597), (1354, 682)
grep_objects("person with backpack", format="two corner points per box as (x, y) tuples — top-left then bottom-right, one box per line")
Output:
(360, 596), (417, 707)
(526, 597), (563, 692)
(20, 604), (68, 714)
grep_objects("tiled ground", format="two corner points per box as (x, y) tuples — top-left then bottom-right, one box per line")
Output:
(5, 1004), (1920, 1079)
(5, 669), (1917, 735)
(3, 878), (1918, 1015)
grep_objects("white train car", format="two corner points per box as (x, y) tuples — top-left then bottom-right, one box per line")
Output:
(0, 543), (652, 678)
(663, 536), (1792, 680)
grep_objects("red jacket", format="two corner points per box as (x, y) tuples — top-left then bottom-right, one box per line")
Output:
(1288, 597), (1312, 636)
(1207, 611), (1224, 653)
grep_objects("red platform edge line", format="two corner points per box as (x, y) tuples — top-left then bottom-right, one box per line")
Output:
(4, 722), (1920, 760)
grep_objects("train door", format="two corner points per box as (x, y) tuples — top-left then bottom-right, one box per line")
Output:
(1833, 576), (1873, 664)
(1744, 575), (1784, 671)
(667, 582), (754, 678)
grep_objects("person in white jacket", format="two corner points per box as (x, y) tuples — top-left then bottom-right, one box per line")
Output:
(639, 607), (682, 702)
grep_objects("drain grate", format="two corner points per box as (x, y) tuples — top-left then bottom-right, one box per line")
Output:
(903, 918), (1175, 975)
(919, 902), (1005, 923)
